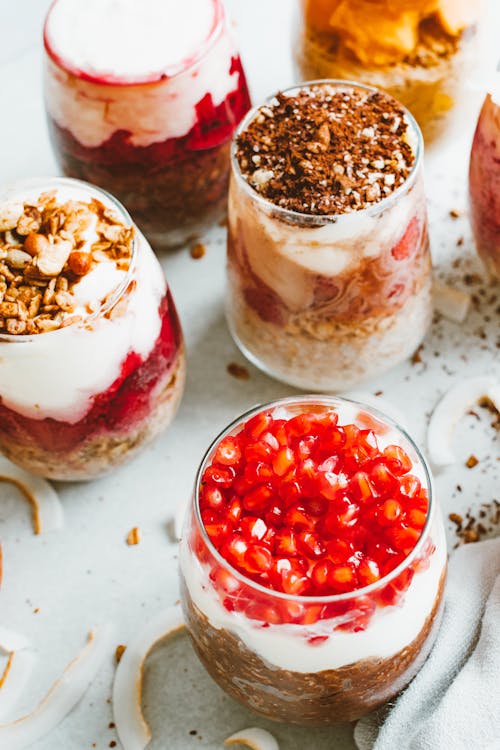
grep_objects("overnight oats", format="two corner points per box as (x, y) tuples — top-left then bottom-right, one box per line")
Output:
(469, 83), (500, 279)
(227, 83), (432, 391)
(180, 397), (446, 725)
(294, 0), (480, 143)
(0, 178), (185, 480)
(43, 0), (251, 249)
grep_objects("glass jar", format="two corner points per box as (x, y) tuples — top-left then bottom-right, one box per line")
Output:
(0, 178), (185, 480)
(227, 82), (432, 392)
(179, 396), (447, 725)
(294, 0), (480, 144)
(43, 0), (251, 250)
(469, 88), (500, 279)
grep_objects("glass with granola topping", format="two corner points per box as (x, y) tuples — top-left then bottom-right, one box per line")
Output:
(43, 0), (251, 250)
(180, 396), (447, 724)
(0, 178), (185, 480)
(294, 0), (480, 143)
(227, 82), (431, 391)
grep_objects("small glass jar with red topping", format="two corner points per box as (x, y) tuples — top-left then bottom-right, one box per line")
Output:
(469, 84), (500, 279)
(227, 82), (432, 391)
(0, 178), (185, 480)
(43, 0), (251, 250)
(180, 396), (446, 725)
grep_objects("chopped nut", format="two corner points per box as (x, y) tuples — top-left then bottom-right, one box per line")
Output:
(0, 203), (23, 231)
(16, 206), (42, 235)
(466, 455), (479, 469)
(0, 301), (18, 317)
(36, 239), (72, 277)
(190, 243), (206, 260)
(115, 645), (126, 664)
(126, 527), (141, 546)
(227, 362), (250, 380)
(24, 233), (50, 257)
(5, 318), (26, 335)
(68, 251), (91, 276)
(6, 249), (32, 269)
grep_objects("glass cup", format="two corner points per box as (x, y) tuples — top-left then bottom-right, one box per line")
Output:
(226, 82), (432, 391)
(294, 0), (481, 144)
(43, 0), (251, 250)
(0, 178), (185, 480)
(179, 396), (447, 725)
(469, 90), (500, 279)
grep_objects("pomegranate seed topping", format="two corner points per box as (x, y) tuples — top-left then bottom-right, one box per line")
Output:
(199, 405), (429, 614)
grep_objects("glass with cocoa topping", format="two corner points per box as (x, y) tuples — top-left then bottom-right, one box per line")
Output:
(43, 0), (251, 250)
(469, 83), (500, 279)
(0, 178), (185, 480)
(179, 396), (446, 725)
(294, 0), (481, 144)
(227, 82), (431, 391)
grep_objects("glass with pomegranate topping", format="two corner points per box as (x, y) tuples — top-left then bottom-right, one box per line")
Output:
(43, 0), (251, 250)
(0, 178), (185, 480)
(294, 0), (481, 144)
(469, 81), (500, 279)
(227, 82), (432, 391)
(180, 396), (446, 725)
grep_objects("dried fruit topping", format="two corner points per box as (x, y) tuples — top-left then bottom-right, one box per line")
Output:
(0, 191), (134, 335)
(199, 406), (430, 619)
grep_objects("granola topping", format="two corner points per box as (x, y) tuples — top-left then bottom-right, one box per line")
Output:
(235, 85), (416, 215)
(0, 191), (134, 335)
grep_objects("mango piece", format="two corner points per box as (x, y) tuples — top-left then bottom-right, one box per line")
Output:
(435, 0), (478, 35)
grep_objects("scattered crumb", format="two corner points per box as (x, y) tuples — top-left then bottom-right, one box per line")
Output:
(126, 527), (141, 546)
(466, 455), (479, 469)
(34, 608), (40, 614)
(449, 513), (463, 526)
(108, 722), (115, 730)
(109, 742), (117, 748)
(115, 645), (126, 664)
(449, 209), (461, 219)
(190, 242), (206, 260)
(189, 730), (198, 736)
(457, 236), (464, 246)
(227, 362), (250, 380)
(374, 390), (383, 396)
(450, 501), (500, 546)
(411, 345), (424, 365)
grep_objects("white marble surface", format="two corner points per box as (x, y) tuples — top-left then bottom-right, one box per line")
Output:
(0, 2), (499, 749)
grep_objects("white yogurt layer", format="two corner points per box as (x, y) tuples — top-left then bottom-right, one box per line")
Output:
(44, 0), (240, 148)
(45, 0), (218, 82)
(0, 184), (166, 424)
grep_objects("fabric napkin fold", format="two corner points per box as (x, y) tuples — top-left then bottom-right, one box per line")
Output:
(354, 537), (500, 750)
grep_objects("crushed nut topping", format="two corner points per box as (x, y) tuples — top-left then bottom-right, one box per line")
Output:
(0, 190), (134, 335)
(236, 85), (416, 215)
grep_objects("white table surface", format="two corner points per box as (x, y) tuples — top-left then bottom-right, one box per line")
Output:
(0, 2), (499, 749)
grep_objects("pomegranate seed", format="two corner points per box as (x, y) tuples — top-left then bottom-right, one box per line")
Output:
(243, 544), (273, 573)
(297, 436), (317, 459)
(226, 496), (243, 523)
(407, 509), (427, 528)
(297, 531), (325, 559)
(343, 424), (360, 448)
(399, 473), (421, 499)
(325, 539), (355, 564)
(200, 485), (226, 511)
(245, 412), (273, 440)
(378, 500), (402, 526)
(329, 564), (358, 592)
(210, 567), (241, 594)
(203, 465), (235, 489)
(221, 536), (248, 567)
(261, 431), (280, 451)
(204, 520), (232, 545)
(239, 516), (268, 541)
(383, 445), (412, 475)
(317, 410), (338, 429)
(311, 559), (335, 588)
(245, 603), (282, 625)
(387, 526), (421, 553)
(265, 503), (284, 526)
(243, 484), (274, 512)
(284, 504), (315, 530)
(272, 447), (295, 476)
(370, 460), (399, 497)
(270, 420), (289, 446)
(278, 480), (302, 506)
(352, 472), (378, 502)
(244, 442), (274, 463)
(281, 568), (310, 595)
(274, 529), (298, 556)
(243, 461), (274, 485)
(286, 413), (315, 439)
(213, 436), (241, 466)
(357, 557), (381, 586)
(303, 496), (328, 516)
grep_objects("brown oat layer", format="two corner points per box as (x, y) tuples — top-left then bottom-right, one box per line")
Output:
(0, 191), (133, 335)
(235, 85), (416, 215)
(182, 568), (446, 725)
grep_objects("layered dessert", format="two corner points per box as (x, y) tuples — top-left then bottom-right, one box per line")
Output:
(295, 0), (480, 143)
(227, 83), (432, 391)
(180, 397), (446, 725)
(0, 178), (185, 480)
(43, 0), (251, 249)
(469, 85), (500, 279)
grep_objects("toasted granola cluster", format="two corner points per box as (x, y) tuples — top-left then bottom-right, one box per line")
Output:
(0, 191), (134, 335)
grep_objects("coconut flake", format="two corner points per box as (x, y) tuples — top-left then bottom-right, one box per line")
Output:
(0, 650), (36, 721)
(427, 376), (500, 468)
(0, 457), (63, 535)
(0, 628), (31, 655)
(433, 280), (471, 323)
(113, 605), (185, 750)
(224, 727), (280, 750)
(0, 624), (113, 750)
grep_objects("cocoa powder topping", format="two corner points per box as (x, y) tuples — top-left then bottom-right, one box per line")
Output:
(236, 84), (416, 215)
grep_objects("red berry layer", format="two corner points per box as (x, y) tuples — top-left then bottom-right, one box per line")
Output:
(199, 408), (430, 602)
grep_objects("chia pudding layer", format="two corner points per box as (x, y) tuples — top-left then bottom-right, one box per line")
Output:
(227, 83), (432, 391)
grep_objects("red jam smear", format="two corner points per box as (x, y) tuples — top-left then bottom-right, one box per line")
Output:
(196, 407), (433, 630)
(0, 290), (182, 454)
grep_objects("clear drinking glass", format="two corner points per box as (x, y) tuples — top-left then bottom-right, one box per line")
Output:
(179, 396), (447, 725)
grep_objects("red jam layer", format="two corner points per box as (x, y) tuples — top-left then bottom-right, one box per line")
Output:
(49, 57), (251, 169)
(0, 290), (182, 454)
(196, 407), (432, 629)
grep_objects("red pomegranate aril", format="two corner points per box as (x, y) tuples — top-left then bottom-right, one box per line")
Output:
(244, 441), (274, 463)
(210, 566), (241, 595)
(357, 557), (381, 586)
(407, 508), (427, 529)
(303, 495), (328, 516)
(387, 525), (421, 553)
(286, 413), (315, 439)
(245, 603), (282, 625)
(370, 460), (400, 497)
(203, 465), (236, 489)
(297, 436), (317, 459)
(297, 531), (326, 559)
(204, 520), (232, 545)
(274, 529), (298, 556)
(344, 423), (360, 448)
(399, 473), (421, 498)
(270, 419), (289, 447)
(329, 564), (358, 593)
(213, 436), (242, 467)
(272, 447), (295, 477)
(201, 508), (219, 525)
(378, 499), (403, 526)
(324, 426), (346, 452)
(325, 539), (355, 564)
(245, 411), (273, 440)
(243, 461), (274, 485)
(278, 480), (302, 506)
(261, 431), (280, 451)
(221, 536), (248, 567)
(265, 503), (284, 527)
(239, 516), (268, 541)
(226, 496), (243, 523)
(281, 568), (311, 595)
(317, 410), (339, 429)
(318, 471), (344, 500)
(243, 544), (273, 574)
(284, 504), (315, 530)
(383, 445), (413, 475)
(352, 472), (378, 502)
(243, 483), (274, 512)
(311, 559), (335, 588)
(200, 485), (226, 511)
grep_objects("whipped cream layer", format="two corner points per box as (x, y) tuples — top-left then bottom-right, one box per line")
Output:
(44, 1), (240, 148)
(0, 185), (166, 424)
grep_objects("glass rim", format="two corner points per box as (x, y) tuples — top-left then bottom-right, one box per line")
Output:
(0, 176), (137, 344)
(192, 394), (435, 604)
(230, 79), (424, 226)
(43, 0), (225, 87)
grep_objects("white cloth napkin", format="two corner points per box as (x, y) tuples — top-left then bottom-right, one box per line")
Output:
(354, 537), (500, 750)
